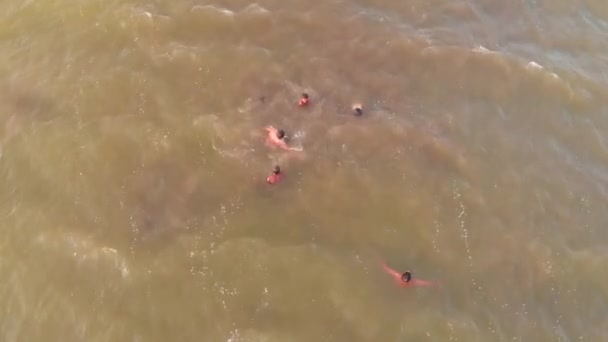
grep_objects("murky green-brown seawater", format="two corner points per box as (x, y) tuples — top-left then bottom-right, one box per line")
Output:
(1, 0), (608, 341)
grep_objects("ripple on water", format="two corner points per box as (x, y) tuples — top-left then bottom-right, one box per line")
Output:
(2, 0), (608, 340)
(34, 230), (131, 281)
(208, 237), (396, 340)
(190, 5), (235, 17)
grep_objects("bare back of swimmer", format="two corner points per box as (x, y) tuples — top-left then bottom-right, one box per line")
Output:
(265, 126), (298, 151)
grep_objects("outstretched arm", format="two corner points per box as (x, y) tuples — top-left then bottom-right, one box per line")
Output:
(381, 261), (404, 284)
(381, 261), (437, 288)
(402, 279), (436, 288)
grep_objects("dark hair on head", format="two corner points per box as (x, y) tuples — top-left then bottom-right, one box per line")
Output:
(354, 107), (363, 116)
(302, 93), (309, 99)
(273, 165), (281, 174)
(402, 271), (412, 283)
(277, 129), (285, 139)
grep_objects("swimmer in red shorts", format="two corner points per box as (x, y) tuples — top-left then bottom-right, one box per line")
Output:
(298, 93), (309, 107)
(266, 165), (283, 184)
(382, 262), (436, 288)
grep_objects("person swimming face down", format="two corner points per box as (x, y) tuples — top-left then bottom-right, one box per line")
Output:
(381, 262), (435, 288)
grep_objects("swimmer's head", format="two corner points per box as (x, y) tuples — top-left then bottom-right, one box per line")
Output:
(277, 129), (286, 139)
(352, 104), (363, 116)
(301, 93), (309, 99)
(273, 165), (281, 174)
(402, 271), (412, 283)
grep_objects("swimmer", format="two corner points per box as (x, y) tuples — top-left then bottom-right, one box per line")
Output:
(298, 93), (309, 107)
(266, 165), (283, 184)
(265, 126), (298, 151)
(352, 103), (363, 116)
(381, 262), (435, 288)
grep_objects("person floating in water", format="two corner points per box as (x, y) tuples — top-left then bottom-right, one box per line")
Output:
(266, 165), (283, 184)
(265, 126), (298, 151)
(352, 103), (363, 116)
(381, 262), (436, 288)
(298, 93), (309, 107)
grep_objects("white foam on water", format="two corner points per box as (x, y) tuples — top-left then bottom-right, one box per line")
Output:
(452, 183), (472, 267)
(226, 328), (241, 342)
(526, 61), (562, 81)
(447, 321), (456, 341)
(129, 7), (174, 27)
(36, 231), (131, 279)
(453, 182), (483, 293)
(191, 5), (235, 17)
(420, 45), (440, 55)
(286, 130), (306, 151)
(242, 4), (270, 15)
(432, 219), (441, 253)
(128, 214), (140, 253)
(236, 44), (272, 57)
(188, 190), (248, 289)
(101, 247), (130, 278)
(292, 130), (306, 139)
(473, 45), (495, 54)
(527, 61), (544, 70)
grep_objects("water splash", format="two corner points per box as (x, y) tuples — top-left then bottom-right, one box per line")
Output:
(452, 182), (472, 267)
(452, 181), (483, 294)
(226, 328), (240, 342)
(432, 219), (441, 253)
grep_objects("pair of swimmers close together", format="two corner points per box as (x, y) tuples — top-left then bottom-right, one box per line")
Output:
(264, 93), (435, 288)
(264, 126), (290, 184)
